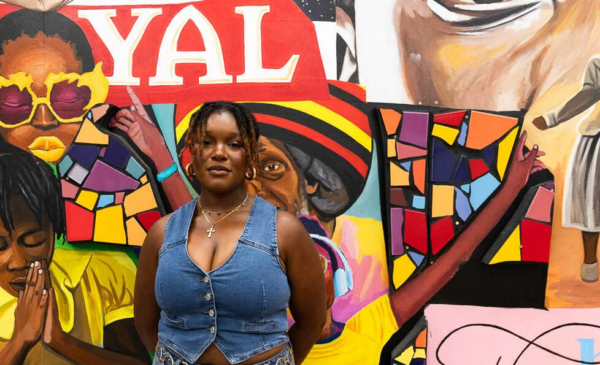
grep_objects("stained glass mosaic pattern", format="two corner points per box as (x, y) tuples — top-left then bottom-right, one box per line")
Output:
(394, 328), (427, 365)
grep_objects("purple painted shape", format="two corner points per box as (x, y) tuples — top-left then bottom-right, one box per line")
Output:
(399, 111), (429, 148)
(99, 147), (106, 157)
(83, 160), (140, 192)
(391, 208), (404, 256)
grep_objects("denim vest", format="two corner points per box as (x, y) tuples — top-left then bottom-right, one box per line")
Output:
(155, 196), (291, 364)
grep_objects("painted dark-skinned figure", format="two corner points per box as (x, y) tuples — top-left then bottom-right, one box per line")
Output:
(0, 142), (149, 365)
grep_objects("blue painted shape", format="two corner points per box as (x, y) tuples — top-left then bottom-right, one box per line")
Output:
(87, 111), (93, 120)
(470, 173), (500, 210)
(152, 104), (197, 197)
(455, 187), (472, 221)
(579, 339), (600, 364)
(458, 122), (468, 146)
(483, 144), (496, 166)
(97, 195), (114, 208)
(125, 157), (145, 179)
(452, 155), (471, 183)
(58, 155), (74, 177)
(67, 144), (99, 169)
(104, 138), (130, 169)
(412, 195), (425, 210)
(461, 184), (470, 193)
(400, 161), (412, 171)
(431, 138), (458, 182)
(408, 251), (424, 266)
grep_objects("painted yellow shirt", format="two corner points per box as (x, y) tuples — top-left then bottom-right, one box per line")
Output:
(304, 294), (399, 365)
(0, 248), (136, 364)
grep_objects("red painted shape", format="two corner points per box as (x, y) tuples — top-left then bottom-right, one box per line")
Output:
(65, 201), (94, 242)
(469, 159), (489, 180)
(137, 210), (162, 231)
(433, 111), (466, 127)
(404, 210), (428, 254)
(521, 219), (551, 263)
(431, 217), (455, 255)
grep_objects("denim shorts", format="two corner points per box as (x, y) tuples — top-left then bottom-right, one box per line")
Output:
(153, 341), (295, 365)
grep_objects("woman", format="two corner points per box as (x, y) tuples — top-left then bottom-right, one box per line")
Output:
(533, 56), (600, 282)
(134, 101), (327, 365)
(0, 142), (149, 364)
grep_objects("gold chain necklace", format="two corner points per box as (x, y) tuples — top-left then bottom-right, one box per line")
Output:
(198, 194), (249, 238)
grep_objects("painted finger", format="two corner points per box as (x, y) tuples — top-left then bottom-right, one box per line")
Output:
(114, 109), (136, 123)
(126, 86), (153, 124)
(34, 264), (46, 298)
(515, 131), (528, 161)
(111, 123), (130, 133)
(39, 289), (49, 309)
(27, 262), (40, 296)
(18, 289), (23, 303)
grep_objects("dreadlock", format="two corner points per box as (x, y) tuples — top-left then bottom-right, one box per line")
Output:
(179, 101), (260, 175)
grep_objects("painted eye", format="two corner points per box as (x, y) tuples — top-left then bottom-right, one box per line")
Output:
(428, 0), (545, 30)
(264, 163), (281, 172)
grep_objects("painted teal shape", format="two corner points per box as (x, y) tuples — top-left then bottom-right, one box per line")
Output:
(412, 195), (425, 210)
(58, 155), (74, 177)
(469, 173), (500, 210)
(461, 184), (470, 193)
(344, 143), (381, 220)
(98, 195), (114, 208)
(125, 157), (145, 179)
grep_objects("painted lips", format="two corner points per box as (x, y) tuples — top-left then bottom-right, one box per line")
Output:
(27, 136), (66, 162)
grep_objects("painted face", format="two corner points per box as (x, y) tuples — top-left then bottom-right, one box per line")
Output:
(0, 195), (54, 297)
(0, 33), (85, 163)
(246, 137), (307, 215)
(193, 111), (248, 194)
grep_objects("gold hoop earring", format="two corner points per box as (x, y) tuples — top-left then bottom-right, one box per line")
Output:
(245, 167), (257, 180)
(185, 162), (195, 177)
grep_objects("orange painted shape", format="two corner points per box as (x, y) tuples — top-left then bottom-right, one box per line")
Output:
(415, 329), (427, 348)
(381, 109), (402, 135)
(465, 111), (518, 150)
(413, 159), (426, 194)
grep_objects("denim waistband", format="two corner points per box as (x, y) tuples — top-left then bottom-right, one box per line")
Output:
(153, 341), (294, 365)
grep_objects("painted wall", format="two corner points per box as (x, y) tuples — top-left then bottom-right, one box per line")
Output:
(0, 0), (595, 364)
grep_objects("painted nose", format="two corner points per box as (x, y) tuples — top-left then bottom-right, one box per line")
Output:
(31, 104), (59, 131)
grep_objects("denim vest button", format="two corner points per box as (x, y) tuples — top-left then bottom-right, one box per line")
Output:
(209, 310), (215, 317)
(209, 327), (215, 333)
(205, 293), (211, 300)
(203, 276), (209, 283)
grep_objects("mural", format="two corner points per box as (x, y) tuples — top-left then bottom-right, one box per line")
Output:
(0, 0), (591, 364)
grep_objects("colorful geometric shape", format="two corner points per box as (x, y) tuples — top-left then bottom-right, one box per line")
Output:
(455, 188), (472, 222)
(469, 159), (489, 180)
(521, 219), (551, 263)
(97, 194), (115, 208)
(397, 142), (427, 160)
(498, 127), (519, 181)
(58, 155), (74, 177)
(381, 109), (402, 135)
(115, 192), (125, 204)
(391, 162), (410, 186)
(388, 139), (398, 158)
(409, 251), (424, 266)
(431, 138), (458, 182)
(396, 346), (415, 364)
(91, 104), (110, 121)
(401, 161), (412, 171)
(141, 175), (148, 184)
(452, 156), (471, 184)
(470, 173), (500, 210)
(466, 111), (518, 150)
(457, 122), (467, 146)
(432, 124), (459, 145)
(76, 190), (99, 211)
(391, 208), (405, 256)
(433, 110), (466, 127)
(124, 184), (159, 217)
(61, 179), (79, 199)
(432, 185), (455, 218)
(68, 163), (89, 185)
(104, 138), (131, 169)
(413, 159), (426, 194)
(67, 144), (99, 169)
(393, 255), (417, 289)
(126, 217), (146, 246)
(490, 225), (521, 264)
(125, 157), (145, 179)
(100, 147), (106, 157)
(75, 119), (109, 145)
(83, 160), (140, 192)
(460, 184), (470, 193)
(399, 112), (429, 148)
(404, 210), (428, 254)
(431, 217), (455, 255)
(137, 210), (162, 231)
(415, 329), (427, 348)
(412, 196), (425, 210)
(391, 188), (408, 207)
(65, 201), (94, 242)
(483, 144), (497, 166)
(525, 187), (554, 223)
(94, 205), (127, 244)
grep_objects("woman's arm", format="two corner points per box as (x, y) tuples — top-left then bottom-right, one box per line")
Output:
(278, 211), (327, 364)
(389, 132), (541, 327)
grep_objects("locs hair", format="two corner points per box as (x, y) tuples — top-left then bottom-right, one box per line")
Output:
(0, 142), (66, 238)
(180, 101), (261, 171)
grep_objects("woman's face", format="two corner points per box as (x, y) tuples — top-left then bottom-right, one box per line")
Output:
(0, 32), (83, 163)
(246, 136), (307, 214)
(0, 195), (54, 297)
(193, 111), (248, 194)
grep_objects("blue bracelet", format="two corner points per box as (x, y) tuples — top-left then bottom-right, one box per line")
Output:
(157, 163), (178, 183)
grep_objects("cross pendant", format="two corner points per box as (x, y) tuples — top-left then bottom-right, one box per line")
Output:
(207, 226), (216, 238)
